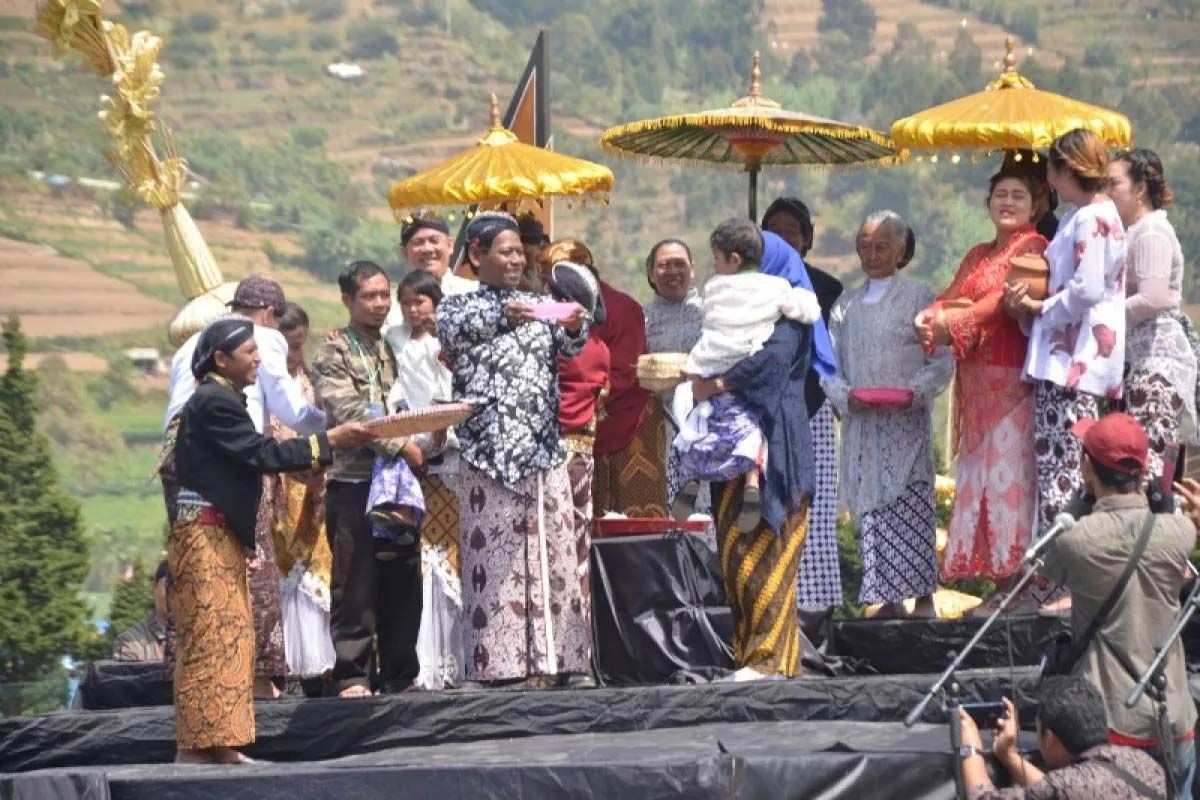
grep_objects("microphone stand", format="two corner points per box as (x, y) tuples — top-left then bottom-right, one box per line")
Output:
(905, 560), (1045, 800)
(904, 559), (1044, 728)
(1126, 576), (1200, 709)
(1123, 576), (1199, 800)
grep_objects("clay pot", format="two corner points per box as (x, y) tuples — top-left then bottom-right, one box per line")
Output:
(1007, 253), (1049, 301)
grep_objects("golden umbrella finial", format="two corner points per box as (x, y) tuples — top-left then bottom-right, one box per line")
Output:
(388, 94), (613, 216)
(733, 51), (780, 110)
(489, 92), (501, 128)
(1003, 35), (1017, 74)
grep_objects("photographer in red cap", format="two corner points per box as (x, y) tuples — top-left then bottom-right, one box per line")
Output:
(1037, 412), (1196, 796)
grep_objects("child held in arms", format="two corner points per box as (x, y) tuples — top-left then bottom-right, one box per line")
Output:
(672, 217), (821, 530)
(365, 272), (445, 562)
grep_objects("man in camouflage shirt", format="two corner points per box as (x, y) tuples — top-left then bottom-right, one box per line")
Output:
(313, 261), (424, 697)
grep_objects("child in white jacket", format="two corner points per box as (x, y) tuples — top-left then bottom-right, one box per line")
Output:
(672, 218), (820, 531)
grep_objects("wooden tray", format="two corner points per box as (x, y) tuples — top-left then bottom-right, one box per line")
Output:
(364, 403), (474, 438)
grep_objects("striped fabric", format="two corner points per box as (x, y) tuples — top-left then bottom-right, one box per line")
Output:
(714, 477), (810, 677)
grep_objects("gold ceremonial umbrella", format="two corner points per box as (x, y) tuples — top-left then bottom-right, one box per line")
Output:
(891, 38), (1132, 155)
(599, 52), (901, 219)
(387, 95), (613, 219)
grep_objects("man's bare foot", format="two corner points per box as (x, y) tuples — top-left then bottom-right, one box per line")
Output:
(908, 596), (938, 618)
(1037, 593), (1072, 617)
(209, 746), (254, 765)
(253, 677), (281, 699)
(175, 748), (214, 764)
(873, 601), (906, 618)
(338, 684), (372, 698)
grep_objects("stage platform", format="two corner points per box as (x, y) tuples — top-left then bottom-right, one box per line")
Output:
(2, 669), (1052, 800)
(6, 612), (1198, 798)
(2, 718), (982, 800)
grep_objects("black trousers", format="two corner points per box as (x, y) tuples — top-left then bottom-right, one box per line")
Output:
(326, 480), (422, 692)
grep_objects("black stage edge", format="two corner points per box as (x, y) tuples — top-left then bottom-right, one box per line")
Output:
(1, 720), (974, 800)
(1, 668), (1045, 774)
(828, 614), (1072, 674)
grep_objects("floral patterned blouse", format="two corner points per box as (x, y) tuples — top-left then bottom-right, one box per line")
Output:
(437, 285), (586, 488)
(1023, 200), (1127, 397)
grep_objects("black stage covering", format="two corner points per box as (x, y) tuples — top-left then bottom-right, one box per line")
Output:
(1, 720), (975, 800)
(590, 531), (735, 684)
(78, 661), (170, 711)
(828, 615), (1072, 675)
(0, 668), (1044, 774)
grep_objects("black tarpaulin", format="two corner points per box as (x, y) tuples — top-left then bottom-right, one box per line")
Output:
(0, 668), (1047, 774)
(1, 721), (973, 800)
(827, 615), (1072, 675)
(589, 531), (735, 684)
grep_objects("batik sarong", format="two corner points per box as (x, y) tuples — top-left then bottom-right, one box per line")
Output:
(797, 402), (842, 608)
(169, 507), (255, 750)
(858, 481), (938, 604)
(459, 464), (591, 682)
(592, 398), (668, 518)
(714, 477), (809, 677)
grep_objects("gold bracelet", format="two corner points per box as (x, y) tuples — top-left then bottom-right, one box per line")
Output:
(309, 435), (321, 472)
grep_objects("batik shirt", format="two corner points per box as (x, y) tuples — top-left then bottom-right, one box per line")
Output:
(969, 744), (1167, 799)
(437, 285), (587, 488)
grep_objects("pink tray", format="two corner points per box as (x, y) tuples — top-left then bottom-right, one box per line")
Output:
(850, 387), (914, 408)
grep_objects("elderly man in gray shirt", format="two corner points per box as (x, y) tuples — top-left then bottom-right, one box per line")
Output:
(1040, 412), (1196, 796)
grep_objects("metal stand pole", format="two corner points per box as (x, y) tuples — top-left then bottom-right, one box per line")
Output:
(747, 168), (758, 221)
(1124, 577), (1199, 800)
(1126, 576), (1200, 709)
(904, 561), (1044, 728)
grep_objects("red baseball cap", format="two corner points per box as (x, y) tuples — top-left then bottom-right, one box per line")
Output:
(1071, 413), (1149, 475)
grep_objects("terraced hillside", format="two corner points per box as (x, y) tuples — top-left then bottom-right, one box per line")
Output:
(764, 0), (1200, 86)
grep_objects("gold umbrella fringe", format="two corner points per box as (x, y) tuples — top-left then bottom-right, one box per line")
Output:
(391, 191), (612, 224)
(33, 0), (226, 325)
(598, 141), (909, 172)
(601, 113), (897, 151)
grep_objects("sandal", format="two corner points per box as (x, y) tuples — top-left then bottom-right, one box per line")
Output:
(672, 481), (700, 522)
(737, 484), (762, 532)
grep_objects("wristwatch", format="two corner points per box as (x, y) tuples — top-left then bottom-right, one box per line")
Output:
(959, 745), (982, 759)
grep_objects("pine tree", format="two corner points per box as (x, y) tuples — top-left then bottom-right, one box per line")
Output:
(0, 315), (93, 715)
(107, 558), (154, 645)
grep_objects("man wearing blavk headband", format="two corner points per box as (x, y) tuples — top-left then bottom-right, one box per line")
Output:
(1036, 413), (1196, 796)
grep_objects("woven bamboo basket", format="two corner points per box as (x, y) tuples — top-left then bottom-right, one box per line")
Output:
(637, 353), (688, 392)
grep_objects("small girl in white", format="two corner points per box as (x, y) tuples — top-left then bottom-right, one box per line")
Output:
(672, 218), (820, 530)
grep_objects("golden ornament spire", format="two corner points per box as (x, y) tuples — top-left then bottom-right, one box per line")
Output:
(733, 50), (780, 109)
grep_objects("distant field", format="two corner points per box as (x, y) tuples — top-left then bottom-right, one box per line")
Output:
(0, 178), (352, 347)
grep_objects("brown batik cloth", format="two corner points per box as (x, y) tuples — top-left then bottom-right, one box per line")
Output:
(168, 512), (255, 750)
(458, 464), (591, 682)
(713, 476), (809, 677)
(592, 398), (668, 518)
(250, 476), (286, 678)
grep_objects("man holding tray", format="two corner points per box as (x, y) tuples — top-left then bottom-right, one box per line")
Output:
(314, 260), (425, 697)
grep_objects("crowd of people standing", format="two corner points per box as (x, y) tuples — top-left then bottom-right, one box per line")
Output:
(154, 129), (1200, 792)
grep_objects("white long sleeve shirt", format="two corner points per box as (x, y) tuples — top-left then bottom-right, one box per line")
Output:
(163, 323), (326, 436)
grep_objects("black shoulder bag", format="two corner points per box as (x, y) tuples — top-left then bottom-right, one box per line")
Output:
(1040, 512), (1156, 680)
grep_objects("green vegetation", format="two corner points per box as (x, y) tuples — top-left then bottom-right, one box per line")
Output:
(0, 318), (105, 716)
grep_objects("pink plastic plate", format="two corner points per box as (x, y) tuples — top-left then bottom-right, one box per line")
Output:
(527, 301), (580, 322)
(850, 387), (914, 408)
